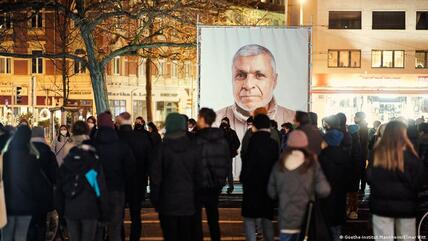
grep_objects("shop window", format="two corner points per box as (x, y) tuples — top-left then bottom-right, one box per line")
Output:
(157, 101), (178, 121)
(328, 50), (361, 68)
(109, 100), (126, 117)
(329, 11), (362, 29)
(0, 13), (12, 29)
(371, 50), (404, 68)
(372, 11), (405, 30)
(417, 12), (428, 30)
(416, 51), (428, 68)
(32, 50), (43, 74)
(31, 11), (43, 29)
(0, 57), (11, 74)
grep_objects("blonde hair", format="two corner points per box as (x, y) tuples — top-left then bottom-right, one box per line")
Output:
(373, 121), (418, 172)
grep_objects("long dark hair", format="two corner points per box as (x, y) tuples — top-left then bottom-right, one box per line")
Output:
(280, 147), (316, 173)
(147, 122), (158, 134)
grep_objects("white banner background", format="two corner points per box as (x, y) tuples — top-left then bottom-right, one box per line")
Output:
(199, 26), (310, 114)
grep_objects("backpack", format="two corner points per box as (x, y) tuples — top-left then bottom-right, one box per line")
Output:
(61, 144), (100, 199)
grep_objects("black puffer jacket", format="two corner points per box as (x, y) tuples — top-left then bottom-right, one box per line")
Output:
(94, 127), (136, 192)
(56, 144), (108, 220)
(118, 125), (152, 200)
(150, 132), (202, 216)
(241, 131), (278, 219)
(32, 141), (58, 213)
(367, 150), (426, 218)
(196, 128), (230, 190)
(319, 146), (351, 226)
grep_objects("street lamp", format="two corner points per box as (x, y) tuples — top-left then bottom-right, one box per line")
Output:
(300, 0), (305, 26)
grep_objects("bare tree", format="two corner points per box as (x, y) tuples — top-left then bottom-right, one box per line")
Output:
(0, 0), (233, 117)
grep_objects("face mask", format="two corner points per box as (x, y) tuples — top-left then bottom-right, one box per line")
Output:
(88, 123), (95, 129)
(188, 127), (194, 132)
(134, 124), (143, 130)
(60, 130), (68, 136)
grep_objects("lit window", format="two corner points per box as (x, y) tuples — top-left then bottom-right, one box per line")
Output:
(416, 51), (428, 69)
(0, 57), (11, 74)
(32, 50), (43, 74)
(0, 13), (12, 29)
(113, 57), (120, 75)
(328, 50), (360, 68)
(31, 11), (43, 29)
(74, 60), (86, 74)
(109, 100), (126, 117)
(371, 50), (405, 68)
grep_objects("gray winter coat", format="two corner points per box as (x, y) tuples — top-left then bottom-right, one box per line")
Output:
(267, 151), (331, 231)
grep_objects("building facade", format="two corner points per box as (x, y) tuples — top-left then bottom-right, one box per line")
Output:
(0, 2), (284, 126)
(307, 0), (428, 124)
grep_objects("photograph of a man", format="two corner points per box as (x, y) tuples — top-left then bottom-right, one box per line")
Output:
(216, 44), (295, 139)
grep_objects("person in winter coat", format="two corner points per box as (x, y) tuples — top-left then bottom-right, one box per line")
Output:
(147, 122), (162, 148)
(194, 108), (230, 241)
(294, 111), (323, 156)
(367, 121), (426, 241)
(418, 123), (428, 161)
(319, 129), (351, 241)
(27, 127), (58, 241)
(240, 114), (278, 241)
(63, 121), (91, 157)
(93, 112), (136, 241)
(150, 113), (202, 241)
(354, 112), (369, 193)
(87, 116), (97, 140)
(268, 130), (331, 241)
(220, 117), (240, 195)
(118, 112), (152, 241)
(0, 123), (10, 151)
(280, 122), (293, 152)
(336, 113), (352, 155)
(2, 125), (43, 241)
(56, 142), (109, 241)
(347, 124), (362, 220)
(52, 125), (71, 166)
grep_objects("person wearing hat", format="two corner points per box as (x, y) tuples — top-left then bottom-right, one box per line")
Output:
(93, 111), (136, 241)
(268, 130), (331, 241)
(319, 129), (351, 241)
(240, 114), (278, 241)
(219, 117), (240, 195)
(150, 113), (202, 241)
(28, 127), (58, 241)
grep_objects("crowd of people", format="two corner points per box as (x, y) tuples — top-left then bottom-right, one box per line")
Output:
(0, 107), (427, 241)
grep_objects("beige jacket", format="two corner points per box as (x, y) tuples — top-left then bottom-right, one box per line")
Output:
(215, 101), (295, 140)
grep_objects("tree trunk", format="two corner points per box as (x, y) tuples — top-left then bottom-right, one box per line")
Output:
(145, 57), (153, 121)
(90, 67), (109, 114)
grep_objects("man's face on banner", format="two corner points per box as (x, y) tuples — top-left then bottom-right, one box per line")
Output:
(232, 53), (277, 112)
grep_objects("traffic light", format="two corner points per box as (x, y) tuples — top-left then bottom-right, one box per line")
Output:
(16, 86), (22, 104)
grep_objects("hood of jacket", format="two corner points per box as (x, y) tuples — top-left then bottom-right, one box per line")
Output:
(95, 127), (119, 144)
(63, 144), (96, 172)
(197, 128), (225, 142)
(324, 129), (344, 146)
(284, 150), (305, 171)
(348, 124), (360, 135)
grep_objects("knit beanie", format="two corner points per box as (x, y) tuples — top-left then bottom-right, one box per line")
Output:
(287, 130), (308, 148)
(31, 127), (45, 138)
(165, 113), (186, 134)
(324, 129), (344, 147)
(253, 114), (271, 129)
(98, 112), (114, 128)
